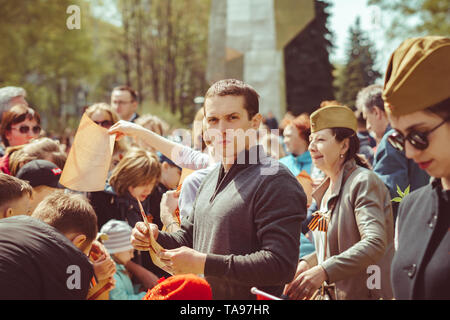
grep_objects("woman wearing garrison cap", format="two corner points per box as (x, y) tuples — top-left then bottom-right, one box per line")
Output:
(284, 105), (394, 300)
(383, 36), (450, 300)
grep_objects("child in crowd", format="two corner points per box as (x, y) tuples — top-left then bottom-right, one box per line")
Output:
(0, 172), (33, 219)
(101, 219), (148, 300)
(15, 159), (64, 213)
(0, 191), (98, 299)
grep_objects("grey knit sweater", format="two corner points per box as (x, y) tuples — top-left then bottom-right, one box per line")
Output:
(157, 146), (307, 299)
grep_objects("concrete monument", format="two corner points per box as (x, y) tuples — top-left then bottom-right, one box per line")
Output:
(206, 0), (315, 120)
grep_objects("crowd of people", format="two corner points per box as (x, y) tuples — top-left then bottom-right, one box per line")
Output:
(0, 35), (448, 300)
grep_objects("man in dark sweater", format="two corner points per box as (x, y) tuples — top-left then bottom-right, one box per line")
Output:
(129, 79), (307, 299)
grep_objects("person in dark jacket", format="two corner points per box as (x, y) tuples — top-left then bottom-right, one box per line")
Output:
(383, 36), (450, 299)
(88, 147), (168, 279)
(0, 191), (97, 299)
(117, 79), (307, 300)
(356, 84), (429, 221)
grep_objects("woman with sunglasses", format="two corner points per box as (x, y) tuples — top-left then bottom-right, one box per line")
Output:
(0, 104), (41, 174)
(384, 36), (450, 300)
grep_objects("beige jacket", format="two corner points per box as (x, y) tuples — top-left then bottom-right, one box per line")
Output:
(303, 160), (394, 300)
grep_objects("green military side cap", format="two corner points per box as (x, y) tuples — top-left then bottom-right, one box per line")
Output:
(310, 105), (357, 133)
(383, 36), (450, 117)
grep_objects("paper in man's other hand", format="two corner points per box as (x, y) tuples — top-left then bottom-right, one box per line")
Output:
(148, 231), (173, 275)
(60, 113), (116, 192)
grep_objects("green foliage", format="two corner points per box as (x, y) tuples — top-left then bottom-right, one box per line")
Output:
(0, 0), (210, 133)
(139, 101), (189, 132)
(115, 0), (210, 124)
(284, 0), (335, 116)
(368, 0), (450, 39)
(392, 185), (411, 203)
(335, 17), (381, 109)
(0, 0), (115, 131)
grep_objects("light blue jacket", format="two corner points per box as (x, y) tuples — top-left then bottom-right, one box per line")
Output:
(109, 263), (147, 300)
(279, 151), (315, 257)
(279, 151), (313, 176)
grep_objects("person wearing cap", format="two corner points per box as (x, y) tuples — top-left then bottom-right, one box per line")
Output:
(356, 84), (429, 221)
(146, 152), (181, 231)
(382, 36), (450, 300)
(100, 219), (150, 300)
(15, 159), (64, 213)
(284, 105), (394, 300)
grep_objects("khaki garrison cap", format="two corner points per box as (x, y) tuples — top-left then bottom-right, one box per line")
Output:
(383, 36), (450, 117)
(310, 105), (357, 133)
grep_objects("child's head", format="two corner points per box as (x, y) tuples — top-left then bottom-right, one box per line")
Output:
(109, 148), (161, 201)
(31, 191), (98, 255)
(157, 152), (181, 190)
(100, 219), (134, 265)
(0, 173), (33, 219)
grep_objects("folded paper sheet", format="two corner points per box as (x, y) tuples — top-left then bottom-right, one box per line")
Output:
(60, 113), (116, 192)
(136, 199), (173, 275)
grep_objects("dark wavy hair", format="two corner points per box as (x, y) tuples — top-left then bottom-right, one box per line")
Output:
(426, 97), (450, 119)
(331, 127), (371, 169)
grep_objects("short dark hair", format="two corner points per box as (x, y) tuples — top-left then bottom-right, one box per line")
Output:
(426, 97), (450, 119)
(356, 84), (384, 113)
(32, 191), (98, 244)
(204, 79), (259, 119)
(112, 85), (138, 102)
(0, 173), (32, 208)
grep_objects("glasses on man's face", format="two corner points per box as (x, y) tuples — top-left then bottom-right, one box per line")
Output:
(94, 120), (114, 129)
(112, 100), (133, 105)
(387, 117), (449, 152)
(11, 125), (41, 135)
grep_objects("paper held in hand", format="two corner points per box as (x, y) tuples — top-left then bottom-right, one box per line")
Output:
(136, 199), (173, 275)
(60, 113), (116, 192)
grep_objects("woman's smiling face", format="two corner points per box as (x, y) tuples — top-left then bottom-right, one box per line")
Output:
(308, 129), (346, 173)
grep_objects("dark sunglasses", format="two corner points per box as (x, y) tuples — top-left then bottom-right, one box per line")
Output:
(94, 120), (114, 128)
(12, 125), (41, 135)
(387, 117), (449, 152)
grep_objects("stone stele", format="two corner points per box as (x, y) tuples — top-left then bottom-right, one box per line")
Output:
(206, 0), (315, 121)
